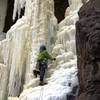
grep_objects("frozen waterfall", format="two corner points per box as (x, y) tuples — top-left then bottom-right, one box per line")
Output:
(0, 0), (83, 100)
(19, 0), (82, 100)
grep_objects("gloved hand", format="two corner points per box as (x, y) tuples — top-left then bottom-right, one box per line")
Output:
(53, 58), (56, 60)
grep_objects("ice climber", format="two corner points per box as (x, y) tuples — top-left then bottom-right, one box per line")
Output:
(33, 45), (56, 86)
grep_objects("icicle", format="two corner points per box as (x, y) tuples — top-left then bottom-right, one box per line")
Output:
(13, 0), (26, 21)
(20, 0), (26, 8)
(13, 0), (18, 20)
(68, 0), (82, 11)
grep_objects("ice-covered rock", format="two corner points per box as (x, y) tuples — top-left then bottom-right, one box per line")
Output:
(0, 64), (8, 100)
(0, 39), (7, 64)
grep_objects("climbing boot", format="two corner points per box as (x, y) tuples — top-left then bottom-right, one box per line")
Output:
(39, 81), (47, 86)
(33, 70), (40, 78)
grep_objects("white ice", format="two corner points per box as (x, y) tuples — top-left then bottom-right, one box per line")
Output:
(7, 0), (83, 100)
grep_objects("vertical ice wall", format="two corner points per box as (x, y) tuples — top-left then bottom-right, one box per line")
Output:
(13, 0), (57, 46)
(31, 0), (57, 44)
(26, 0), (57, 83)
(6, 17), (32, 97)
(52, 0), (82, 69)
(0, 64), (8, 100)
(0, 0), (83, 99)
(0, 37), (11, 100)
(18, 0), (83, 100)
(5, 0), (33, 97)
(0, 0), (57, 98)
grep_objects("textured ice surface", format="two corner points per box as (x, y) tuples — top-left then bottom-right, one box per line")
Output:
(20, 66), (78, 100)
(18, 0), (82, 100)
(0, 0), (83, 99)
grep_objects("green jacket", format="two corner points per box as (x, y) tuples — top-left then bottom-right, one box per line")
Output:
(37, 50), (53, 61)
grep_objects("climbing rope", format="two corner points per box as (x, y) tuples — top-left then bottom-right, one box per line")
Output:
(39, 86), (44, 100)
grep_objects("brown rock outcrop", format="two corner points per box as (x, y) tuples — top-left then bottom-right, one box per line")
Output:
(76, 0), (100, 100)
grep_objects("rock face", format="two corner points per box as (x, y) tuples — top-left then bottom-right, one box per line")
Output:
(54, 0), (69, 23)
(3, 0), (15, 33)
(0, 0), (8, 32)
(76, 0), (100, 100)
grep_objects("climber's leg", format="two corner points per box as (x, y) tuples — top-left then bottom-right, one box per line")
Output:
(40, 65), (45, 80)
(39, 61), (47, 85)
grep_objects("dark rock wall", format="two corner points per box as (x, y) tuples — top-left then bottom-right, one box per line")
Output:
(0, 0), (8, 33)
(76, 0), (100, 100)
(82, 0), (88, 4)
(54, 0), (69, 23)
(3, 0), (15, 33)
(3, 0), (25, 33)
(0, 0), (14, 33)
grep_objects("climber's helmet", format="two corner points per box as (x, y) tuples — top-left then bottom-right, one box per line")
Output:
(40, 45), (46, 52)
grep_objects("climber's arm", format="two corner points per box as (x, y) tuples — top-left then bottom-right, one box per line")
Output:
(45, 51), (53, 60)
(45, 51), (56, 60)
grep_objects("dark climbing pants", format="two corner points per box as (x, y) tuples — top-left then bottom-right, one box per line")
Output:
(67, 95), (75, 100)
(38, 60), (47, 81)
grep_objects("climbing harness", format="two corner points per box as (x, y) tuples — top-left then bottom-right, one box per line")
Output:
(39, 86), (44, 100)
